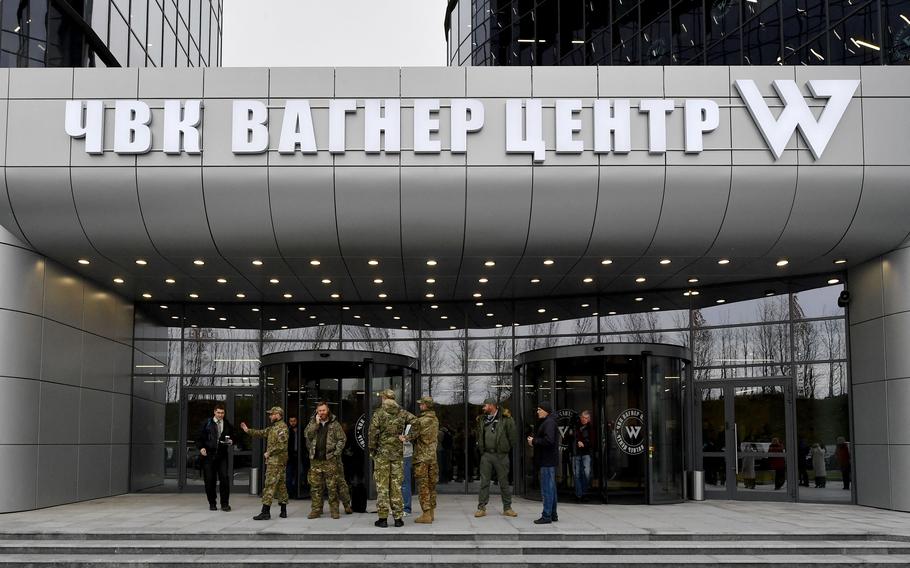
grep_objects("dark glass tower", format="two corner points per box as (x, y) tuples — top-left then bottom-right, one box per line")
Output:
(1, 0), (223, 68)
(445, 0), (910, 66)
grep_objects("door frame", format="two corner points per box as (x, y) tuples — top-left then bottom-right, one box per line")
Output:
(695, 376), (797, 502)
(178, 386), (262, 491)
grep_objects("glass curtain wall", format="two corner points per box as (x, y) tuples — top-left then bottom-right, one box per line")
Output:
(449, 0), (909, 66)
(135, 284), (850, 500)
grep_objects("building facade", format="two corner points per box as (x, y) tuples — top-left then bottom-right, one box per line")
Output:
(0, 62), (907, 512)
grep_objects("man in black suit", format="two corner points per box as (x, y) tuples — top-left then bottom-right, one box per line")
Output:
(196, 402), (234, 511)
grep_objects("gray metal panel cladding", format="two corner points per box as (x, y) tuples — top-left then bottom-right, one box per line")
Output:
(0, 66), (907, 303)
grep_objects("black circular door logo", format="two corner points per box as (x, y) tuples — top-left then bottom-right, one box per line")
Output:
(614, 408), (645, 456)
(354, 413), (367, 450)
(556, 409), (577, 449)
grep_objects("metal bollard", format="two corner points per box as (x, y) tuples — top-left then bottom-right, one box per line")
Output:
(249, 467), (260, 495)
(688, 470), (705, 501)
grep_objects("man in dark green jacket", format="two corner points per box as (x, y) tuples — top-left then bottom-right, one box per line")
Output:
(474, 398), (518, 517)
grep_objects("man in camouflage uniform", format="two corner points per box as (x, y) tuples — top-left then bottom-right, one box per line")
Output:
(303, 401), (347, 519)
(369, 389), (414, 527)
(408, 395), (440, 524)
(242, 406), (290, 520)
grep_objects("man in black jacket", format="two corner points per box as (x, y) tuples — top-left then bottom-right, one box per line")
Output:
(195, 402), (234, 511)
(528, 400), (559, 525)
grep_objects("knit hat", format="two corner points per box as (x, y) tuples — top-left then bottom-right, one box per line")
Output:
(537, 400), (553, 414)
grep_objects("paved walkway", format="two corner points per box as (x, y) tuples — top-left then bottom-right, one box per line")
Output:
(0, 493), (908, 539)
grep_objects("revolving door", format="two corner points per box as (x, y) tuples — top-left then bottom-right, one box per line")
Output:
(515, 343), (689, 505)
(259, 350), (419, 500)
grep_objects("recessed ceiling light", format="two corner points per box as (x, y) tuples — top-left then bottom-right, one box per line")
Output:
(635, 297), (644, 302)
(77, 259), (90, 265)
(319, 322), (326, 326)
(193, 259), (205, 266)
(581, 303), (590, 308)
(385, 306), (393, 310)
(142, 293), (152, 299)
(688, 278), (699, 283)
(207, 306), (215, 311)
(309, 315), (317, 319)
(310, 259), (321, 266)
(219, 317), (227, 322)
(165, 278), (176, 284)
(401, 325), (408, 329)
(372, 278), (384, 284)
(717, 259), (731, 265)
(189, 293), (199, 299)
(364, 323), (371, 327)
(190, 324), (197, 328)
(764, 289), (776, 296)
(834, 259), (847, 265)
(268, 317), (277, 322)
(283, 293), (293, 299)
(495, 323), (503, 328)
(608, 311), (617, 315)
(475, 302), (483, 307)
(331, 293), (340, 299)
(159, 305), (168, 309)
(691, 290), (700, 296)
(425, 278), (436, 284)
(659, 259), (671, 265)
(450, 326), (457, 330)
(321, 279), (332, 284)
(486, 313), (494, 317)
(530, 278), (541, 284)
(217, 278), (227, 284)
(479, 277), (489, 283)
(592, 312), (599, 316)
(716, 299), (726, 304)
(229, 325), (236, 329)
(543, 259), (555, 265)
(171, 315), (179, 320)
(135, 259), (147, 266)
(236, 293), (246, 299)
(441, 315), (449, 320)
(776, 259), (789, 267)
(353, 315), (361, 319)
(298, 307), (306, 311)
(426, 259), (437, 266)
(252, 259), (263, 266)
(551, 317), (558, 321)
(484, 260), (495, 267)
(601, 259), (613, 265)
(652, 307), (660, 311)
(430, 304), (439, 309)
(684, 291), (691, 297)
(425, 292), (435, 298)
(393, 316), (401, 320)
(583, 277), (594, 283)
(635, 277), (647, 283)
(113, 277), (124, 284)
(378, 293), (388, 299)
(537, 308), (546, 313)
(251, 308), (260, 312)
(368, 259), (379, 266)
(827, 278), (841, 285)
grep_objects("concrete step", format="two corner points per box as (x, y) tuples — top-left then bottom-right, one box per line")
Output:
(0, 539), (909, 556)
(1, 553), (910, 567)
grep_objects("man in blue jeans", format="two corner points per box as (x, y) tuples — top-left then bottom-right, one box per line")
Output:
(528, 400), (559, 525)
(573, 410), (593, 503)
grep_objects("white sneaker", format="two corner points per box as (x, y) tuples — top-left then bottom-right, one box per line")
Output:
(402, 511), (410, 517)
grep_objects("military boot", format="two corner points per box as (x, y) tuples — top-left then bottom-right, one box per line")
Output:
(429, 508), (435, 521)
(393, 517), (405, 527)
(343, 503), (353, 515)
(279, 503), (288, 518)
(307, 510), (321, 519)
(414, 510), (432, 524)
(253, 505), (271, 521)
(330, 506), (340, 520)
(374, 517), (388, 528)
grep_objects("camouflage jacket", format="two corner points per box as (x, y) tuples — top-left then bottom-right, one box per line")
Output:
(248, 420), (289, 466)
(303, 413), (347, 462)
(369, 399), (415, 461)
(408, 410), (439, 464)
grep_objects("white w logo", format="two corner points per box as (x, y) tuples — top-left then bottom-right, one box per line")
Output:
(734, 79), (859, 160)
(625, 425), (642, 440)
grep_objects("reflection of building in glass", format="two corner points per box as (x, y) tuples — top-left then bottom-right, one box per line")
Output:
(446, 0), (908, 67)
(0, 0), (223, 68)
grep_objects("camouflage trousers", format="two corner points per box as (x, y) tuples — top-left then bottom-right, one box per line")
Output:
(373, 457), (404, 519)
(262, 461), (289, 506)
(335, 459), (351, 507)
(308, 458), (341, 513)
(414, 460), (439, 512)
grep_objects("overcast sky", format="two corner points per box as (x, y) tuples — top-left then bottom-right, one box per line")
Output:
(222, 0), (449, 67)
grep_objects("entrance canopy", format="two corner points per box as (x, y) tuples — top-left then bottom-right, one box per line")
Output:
(0, 66), (907, 329)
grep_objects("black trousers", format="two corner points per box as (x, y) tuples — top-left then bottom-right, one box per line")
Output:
(202, 455), (230, 506)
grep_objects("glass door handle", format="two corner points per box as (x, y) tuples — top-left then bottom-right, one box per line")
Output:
(734, 423), (739, 474)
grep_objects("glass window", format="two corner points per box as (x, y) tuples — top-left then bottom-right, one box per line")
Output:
(467, 333), (513, 374)
(883, 0), (910, 64)
(612, 0), (640, 64)
(559, 0), (585, 64)
(108, 4), (129, 65)
(829, 0), (880, 65)
(421, 340), (464, 374)
(536, 0), (558, 64)
(700, 294), (789, 326)
(641, 1), (672, 65)
(130, 0), (149, 51)
(782, 0), (826, 64)
(92, 0), (111, 44)
(705, 0), (741, 64)
(672, 0), (704, 63)
(147, 0), (163, 65)
(586, 0), (611, 64)
(793, 284), (845, 319)
(741, 0), (781, 65)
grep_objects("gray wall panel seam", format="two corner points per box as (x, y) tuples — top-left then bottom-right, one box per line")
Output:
(0, 306), (135, 350)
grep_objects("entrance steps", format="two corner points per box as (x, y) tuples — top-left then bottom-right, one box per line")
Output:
(0, 533), (908, 566)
